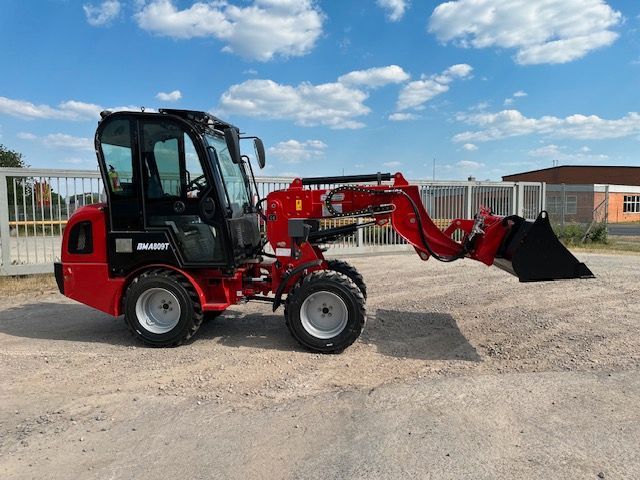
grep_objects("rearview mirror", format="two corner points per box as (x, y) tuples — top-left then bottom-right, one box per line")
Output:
(253, 138), (266, 169)
(224, 128), (241, 164)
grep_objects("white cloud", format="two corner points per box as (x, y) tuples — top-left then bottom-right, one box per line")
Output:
(396, 63), (472, 111)
(388, 112), (419, 121)
(462, 143), (478, 151)
(18, 132), (94, 151)
(528, 144), (609, 162)
(156, 90), (182, 102)
(43, 134), (94, 151)
(382, 161), (402, 167)
(17, 132), (37, 141)
(218, 78), (370, 129)
(469, 101), (490, 111)
(338, 65), (410, 88)
(134, 0), (324, 62)
(0, 96), (102, 121)
(377, 0), (408, 22)
(528, 144), (562, 157)
(428, 0), (621, 65)
(504, 90), (527, 106)
(454, 109), (640, 142)
(456, 160), (484, 169)
(268, 139), (327, 163)
(83, 0), (121, 26)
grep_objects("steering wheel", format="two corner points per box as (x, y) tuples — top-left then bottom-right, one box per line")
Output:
(186, 174), (207, 193)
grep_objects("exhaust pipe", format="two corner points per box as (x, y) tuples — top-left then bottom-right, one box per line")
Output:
(493, 211), (595, 282)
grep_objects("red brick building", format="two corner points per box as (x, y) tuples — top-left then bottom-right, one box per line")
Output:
(503, 166), (640, 224)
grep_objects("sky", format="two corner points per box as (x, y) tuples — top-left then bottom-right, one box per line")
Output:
(0, 0), (639, 181)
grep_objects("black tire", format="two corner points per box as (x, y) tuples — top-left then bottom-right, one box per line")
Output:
(123, 269), (203, 347)
(285, 270), (366, 353)
(326, 259), (367, 299)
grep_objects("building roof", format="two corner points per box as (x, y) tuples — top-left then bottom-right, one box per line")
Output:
(502, 165), (640, 186)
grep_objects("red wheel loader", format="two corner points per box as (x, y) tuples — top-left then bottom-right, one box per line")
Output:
(55, 109), (593, 352)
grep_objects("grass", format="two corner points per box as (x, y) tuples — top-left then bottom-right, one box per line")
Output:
(566, 236), (640, 255)
(0, 273), (57, 295)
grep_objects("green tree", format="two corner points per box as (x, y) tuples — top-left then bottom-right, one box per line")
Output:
(0, 144), (30, 212)
(0, 144), (28, 168)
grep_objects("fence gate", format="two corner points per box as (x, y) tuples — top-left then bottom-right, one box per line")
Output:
(1, 167), (544, 276)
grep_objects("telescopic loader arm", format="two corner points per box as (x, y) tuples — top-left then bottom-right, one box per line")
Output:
(264, 172), (593, 283)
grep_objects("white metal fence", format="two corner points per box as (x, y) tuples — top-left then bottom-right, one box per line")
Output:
(0, 167), (544, 275)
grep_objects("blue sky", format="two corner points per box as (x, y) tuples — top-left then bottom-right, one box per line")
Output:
(0, 0), (639, 180)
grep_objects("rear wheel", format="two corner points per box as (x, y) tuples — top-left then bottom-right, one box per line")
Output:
(326, 259), (367, 299)
(124, 269), (203, 347)
(285, 271), (365, 353)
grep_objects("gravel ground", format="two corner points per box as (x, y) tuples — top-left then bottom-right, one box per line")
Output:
(1, 252), (639, 479)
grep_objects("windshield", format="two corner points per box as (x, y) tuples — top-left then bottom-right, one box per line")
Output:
(205, 132), (250, 216)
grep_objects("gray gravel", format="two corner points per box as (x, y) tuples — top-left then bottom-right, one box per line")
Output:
(1, 252), (639, 479)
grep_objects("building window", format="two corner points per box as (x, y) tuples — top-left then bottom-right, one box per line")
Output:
(546, 195), (576, 214)
(623, 195), (640, 213)
(547, 196), (560, 214)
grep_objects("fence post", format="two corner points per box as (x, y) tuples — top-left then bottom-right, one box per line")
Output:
(466, 184), (473, 219)
(541, 182), (546, 212)
(561, 183), (566, 227)
(516, 183), (525, 217)
(357, 217), (364, 247)
(604, 185), (609, 226)
(0, 172), (11, 273)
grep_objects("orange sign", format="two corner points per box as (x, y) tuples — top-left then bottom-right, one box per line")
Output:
(34, 180), (52, 207)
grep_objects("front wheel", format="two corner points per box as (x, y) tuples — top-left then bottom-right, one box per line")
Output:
(124, 269), (203, 347)
(285, 271), (366, 353)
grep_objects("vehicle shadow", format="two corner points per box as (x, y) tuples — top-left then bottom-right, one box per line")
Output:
(0, 302), (480, 361)
(0, 301), (133, 346)
(361, 309), (481, 361)
(204, 308), (481, 361)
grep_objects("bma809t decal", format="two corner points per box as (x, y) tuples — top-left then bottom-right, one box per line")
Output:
(136, 242), (170, 251)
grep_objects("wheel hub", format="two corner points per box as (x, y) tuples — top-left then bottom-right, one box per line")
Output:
(135, 288), (181, 334)
(300, 291), (348, 339)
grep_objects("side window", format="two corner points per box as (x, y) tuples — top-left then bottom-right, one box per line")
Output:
(185, 139), (206, 198)
(141, 122), (206, 199)
(101, 119), (135, 197)
(68, 222), (93, 254)
(152, 138), (181, 197)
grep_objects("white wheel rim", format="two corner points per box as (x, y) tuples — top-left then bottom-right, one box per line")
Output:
(300, 291), (348, 339)
(135, 288), (181, 334)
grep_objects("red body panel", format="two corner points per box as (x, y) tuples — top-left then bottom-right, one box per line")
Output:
(60, 204), (254, 316)
(59, 204), (126, 315)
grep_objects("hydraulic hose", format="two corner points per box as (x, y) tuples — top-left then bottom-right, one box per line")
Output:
(324, 186), (467, 263)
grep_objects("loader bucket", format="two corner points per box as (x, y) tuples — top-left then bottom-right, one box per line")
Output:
(493, 211), (594, 282)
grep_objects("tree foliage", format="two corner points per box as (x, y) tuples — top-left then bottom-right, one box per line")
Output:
(0, 144), (29, 204)
(0, 144), (28, 168)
